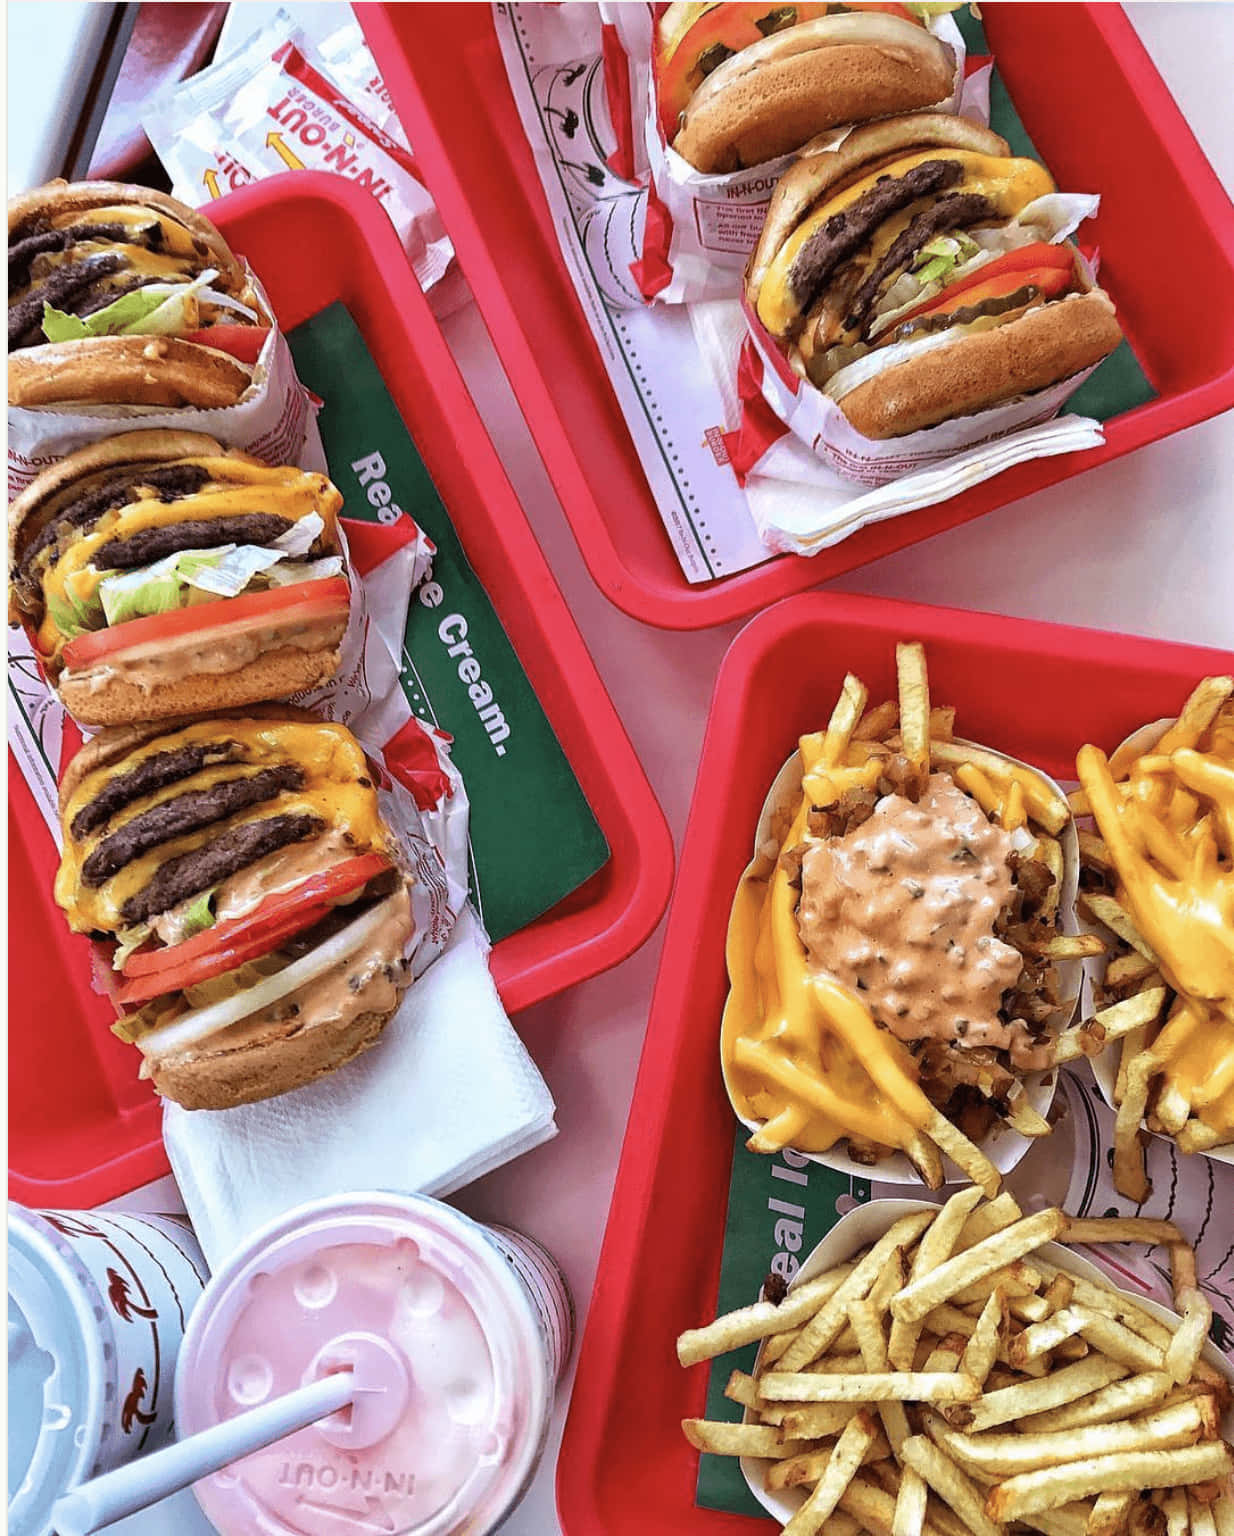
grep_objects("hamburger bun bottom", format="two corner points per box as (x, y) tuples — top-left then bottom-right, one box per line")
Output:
(150, 1000), (400, 1111)
(836, 291), (1123, 440)
(58, 626), (346, 728)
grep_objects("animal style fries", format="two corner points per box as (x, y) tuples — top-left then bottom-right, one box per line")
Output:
(722, 640), (1082, 1192)
(677, 1196), (1232, 1536)
(1057, 676), (1234, 1197)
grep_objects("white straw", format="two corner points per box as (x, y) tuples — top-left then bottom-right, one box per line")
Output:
(51, 1369), (357, 1536)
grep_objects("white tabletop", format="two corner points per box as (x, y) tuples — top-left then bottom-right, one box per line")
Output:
(18, 3), (1234, 1533)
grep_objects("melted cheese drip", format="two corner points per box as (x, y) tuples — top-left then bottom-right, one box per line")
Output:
(35, 460), (340, 658)
(757, 151), (1057, 336)
(721, 727), (936, 1155)
(56, 721), (387, 934)
(1077, 696), (1234, 1141)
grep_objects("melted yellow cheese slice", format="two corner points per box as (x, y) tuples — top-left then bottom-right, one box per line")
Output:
(57, 720), (387, 934)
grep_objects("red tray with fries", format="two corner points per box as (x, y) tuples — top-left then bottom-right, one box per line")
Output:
(363, 3), (1234, 631)
(557, 591), (1234, 1534)
(8, 173), (674, 1208)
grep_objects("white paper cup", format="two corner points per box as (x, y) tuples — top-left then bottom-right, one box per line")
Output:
(7, 1204), (208, 1536)
(722, 741), (1081, 1184)
(175, 1192), (572, 1536)
(738, 1197), (1234, 1525)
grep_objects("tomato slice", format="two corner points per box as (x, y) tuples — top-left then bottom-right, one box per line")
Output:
(61, 577), (350, 671)
(895, 243), (1076, 329)
(116, 853), (392, 1006)
(182, 325), (270, 364)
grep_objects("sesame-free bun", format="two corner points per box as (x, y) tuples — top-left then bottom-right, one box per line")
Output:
(149, 1000), (402, 1111)
(673, 14), (955, 173)
(835, 290), (1124, 440)
(58, 635), (347, 728)
(747, 113), (1011, 304)
(8, 335), (253, 408)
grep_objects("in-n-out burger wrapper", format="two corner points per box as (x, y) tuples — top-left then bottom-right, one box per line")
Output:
(141, 12), (454, 303)
(7, 269), (319, 501)
(1077, 717), (1234, 1170)
(722, 741), (1081, 1185)
(624, 6), (969, 305)
(735, 191), (1111, 492)
(736, 1197), (1234, 1528)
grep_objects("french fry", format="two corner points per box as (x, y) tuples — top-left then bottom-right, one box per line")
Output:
(1155, 676), (1234, 754)
(1170, 1245), (1200, 1306)
(951, 1355), (1129, 1434)
(986, 1442), (1233, 1523)
(1079, 893), (1160, 963)
(960, 1291), (1003, 1388)
(854, 700), (900, 742)
(1063, 1217), (1184, 1247)
(1178, 1120), (1225, 1154)
(1054, 991), (1169, 1065)
(890, 1188), (982, 1370)
(759, 1371), (980, 1405)
(850, 1297), (911, 1456)
(891, 1210), (1066, 1325)
(1161, 1487), (1190, 1536)
(676, 1263), (855, 1365)
(1211, 1493), (1234, 1536)
(767, 1425), (889, 1492)
(1113, 1053), (1153, 1204)
(1076, 1308), (1165, 1373)
(930, 740), (1070, 833)
(681, 1420), (819, 1458)
(892, 1466), (929, 1536)
(1041, 933), (1108, 961)
(782, 1411), (880, 1536)
(779, 1402), (864, 1439)
(1018, 1372), (1174, 1433)
(927, 1397), (1215, 1478)
(820, 674), (868, 769)
(897, 642), (930, 798)
(1088, 1490), (1135, 1536)
(905, 1133), (945, 1191)
(1010, 1307), (1087, 1367)
(1163, 1291), (1213, 1386)
(1105, 951), (1159, 988)
(1191, 1497), (1220, 1536)
(901, 1435), (1001, 1536)
(1025, 1505), (1104, 1536)
(955, 1192), (1024, 1252)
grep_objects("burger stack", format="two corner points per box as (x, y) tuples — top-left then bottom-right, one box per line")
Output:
(8, 180), (417, 1111)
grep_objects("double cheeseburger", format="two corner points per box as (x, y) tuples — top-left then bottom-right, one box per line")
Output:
(657, 3), (955, 173)
(55, 708), (415, 1110)
(746, 114), (1124, 437)
(8, 431), (350, 727)
(9, 180), (269, 409)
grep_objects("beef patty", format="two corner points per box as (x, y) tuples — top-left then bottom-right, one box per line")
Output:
(70, 740), (245, 840)
(82, 763), (305, 887)
(120, 812), (324, 925)
(846, 191), (995, 332)
(94, 514), (294, 571)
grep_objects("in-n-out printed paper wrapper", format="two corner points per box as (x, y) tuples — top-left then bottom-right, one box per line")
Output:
(621, 6), (969, 305)
(7, 516), (466, 977)
(7, 268), (321, 501)
(142, 11), (454, 301)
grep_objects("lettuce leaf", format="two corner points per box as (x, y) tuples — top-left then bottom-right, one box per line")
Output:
(41, 268), (219, 343)
(47, 575), (109, 639)
(179, 888), (217, 940)
(112, 923), (153, 971)
(265, 555), (345, 588)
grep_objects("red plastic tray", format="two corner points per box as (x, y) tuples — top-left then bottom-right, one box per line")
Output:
(557, 592), (1234, 1533)
(8, 172), (674, 1208)
(363, 3), (1234, 630)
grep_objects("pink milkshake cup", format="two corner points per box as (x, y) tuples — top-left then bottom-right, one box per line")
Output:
(174, 1192), (573, 1536)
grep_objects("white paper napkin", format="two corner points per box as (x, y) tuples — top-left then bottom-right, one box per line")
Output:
(689, 297), (1106, 556)
(163, 907), (557, 1269)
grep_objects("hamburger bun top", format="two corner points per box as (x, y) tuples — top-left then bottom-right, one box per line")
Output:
(673, 13), (954, 173)
(747, 113), (1011, 301)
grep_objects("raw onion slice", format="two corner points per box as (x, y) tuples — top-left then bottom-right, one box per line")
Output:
(136, 891), (409, 1063)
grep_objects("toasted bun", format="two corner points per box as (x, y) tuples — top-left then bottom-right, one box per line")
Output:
(57, 701), (325, 813)
(747, 113), (1010, 302)
(58, 631), (347, 728)
(674, 15), (953, 173)
(8, 179), (244, 285)
(150, 997), (402, 1111)
(8, 429), (239, 566)
(8, 335), (253, 408)
(836, 290), (1124, 440)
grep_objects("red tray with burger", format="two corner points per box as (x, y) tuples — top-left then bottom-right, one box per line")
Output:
(362, 3), (1234, 629)
(557, 590), (1234, 1533)
(8, 172), (673, 1206)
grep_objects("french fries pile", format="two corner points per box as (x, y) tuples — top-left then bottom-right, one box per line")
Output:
(678, 1193), (1231, 1536)
(726, 641), (1091, 1191)
(1061, 675), (1234, 1199)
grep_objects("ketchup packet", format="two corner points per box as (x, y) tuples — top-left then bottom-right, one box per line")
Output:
(618, 4), (969, 305)
(142, 11), (454, 300)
